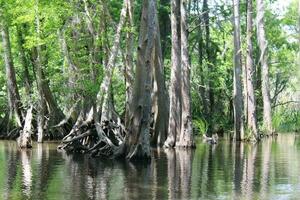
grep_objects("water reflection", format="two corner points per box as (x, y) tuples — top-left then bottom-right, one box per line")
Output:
(20, 150), (32, 197)
(240, 144), (257, 199)
(0, 134), (300, 199)
(165, 149), (194, 199)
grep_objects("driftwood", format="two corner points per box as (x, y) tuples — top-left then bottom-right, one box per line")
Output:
(203, 134), (218, 144)
(17, 106), (33, 148)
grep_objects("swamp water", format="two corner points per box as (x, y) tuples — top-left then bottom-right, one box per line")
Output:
(0, 134), (300, 199)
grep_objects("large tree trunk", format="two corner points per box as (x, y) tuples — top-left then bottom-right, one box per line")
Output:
(178, 0), (194, 147)
(232, 0), (244, 140)
(164, 0), (181, 148)
(125, 0), (157, 160)
(246, 0), (258, 139)
(0, 15), (23, 132)
(256, 0), (272, 134)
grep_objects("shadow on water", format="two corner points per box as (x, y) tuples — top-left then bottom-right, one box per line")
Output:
(0, 133), (300, 199)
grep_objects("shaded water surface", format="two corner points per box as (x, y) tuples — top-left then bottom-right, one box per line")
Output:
(0, 134), (300, 199)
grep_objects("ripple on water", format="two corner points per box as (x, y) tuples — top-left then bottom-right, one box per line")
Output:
(0, 134), (300, 199)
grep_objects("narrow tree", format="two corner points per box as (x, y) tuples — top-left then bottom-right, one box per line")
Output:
(203, 0), (214, 134)
(151, 18), (169, 146)
(232, 0), (244, 140)
(98, 0), (128, 122)
(164, 0), (181, 148)
(256, 0), (272, 134)
(197, 1), (209, 126)
(124, 0), (135, 128)
(246, 0), (258, 139)
(58, 27), (78, 105)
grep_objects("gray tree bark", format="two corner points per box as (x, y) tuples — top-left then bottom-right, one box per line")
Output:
(246, 0), (258, 139)
(125, 0), (157, 159)
(233, 0), (244, 140)
(256, 0), (272, 134)
(151, 15), (169, 147)
(178, 0), (194, 147)
(164, 0), (181, 148)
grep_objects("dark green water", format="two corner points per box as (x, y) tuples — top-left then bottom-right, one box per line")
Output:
(0, 134), (300, 200)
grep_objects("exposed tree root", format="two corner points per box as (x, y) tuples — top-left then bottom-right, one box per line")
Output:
(58, 117), (126, 158)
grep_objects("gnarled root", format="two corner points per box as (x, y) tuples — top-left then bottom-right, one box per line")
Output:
(58, 118), (126, 158)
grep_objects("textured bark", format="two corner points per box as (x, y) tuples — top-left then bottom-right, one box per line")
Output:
(0, 15), (23, 130)
(125, 0), (157, 159)
(232, 0), (244, 140)
(151, 15), (169, 147)
(178, 0), (194, 147)
(164, 0), (181, 148)
(256, 0), (272, 134)
(246, 0), (258, 139)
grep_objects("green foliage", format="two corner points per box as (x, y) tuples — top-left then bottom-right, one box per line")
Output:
(273, 108), (300, 132)
(193, 118), (208, 135)
(0, 0), (298, 137)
